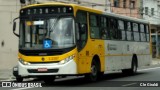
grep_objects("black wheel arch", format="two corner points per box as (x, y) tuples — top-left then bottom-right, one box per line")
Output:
(92, 55), (101, 72)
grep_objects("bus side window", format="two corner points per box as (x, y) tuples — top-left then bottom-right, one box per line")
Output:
(101, 29), (107, 39)
(140, 24), (146, 42)
(90, 14), (100, 39)
(126, 22), (133, 41)
(118, 20), (125, 40)
(133, 23), (140, 42)
(109, 18), (118, 40)
(100, 16), (109, 39)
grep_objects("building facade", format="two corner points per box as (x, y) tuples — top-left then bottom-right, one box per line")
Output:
(0, 0), (20, 70)
(109, 0), (142, 18)
(142, 0), (160, 58)
(36, 0), (142, 18)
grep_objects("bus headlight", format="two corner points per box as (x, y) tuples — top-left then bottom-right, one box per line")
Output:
(58, 55), (75, 65)
(19, 59), (30, 65)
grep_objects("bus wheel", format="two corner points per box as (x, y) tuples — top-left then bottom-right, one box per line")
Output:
(122, 57), (137, 75)
(98, 72), (104, 80)
(16, 77), (23, 82)
(43, 76), (55, 84)
(130, 58), (138, 74)
(85, 60), (98, 81)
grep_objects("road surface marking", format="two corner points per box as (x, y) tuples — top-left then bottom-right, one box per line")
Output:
(11, 87), (35, 90)
(122, 83), (137, 87)
(138, 67), (160, 71)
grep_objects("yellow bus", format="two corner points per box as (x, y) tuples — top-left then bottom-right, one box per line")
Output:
(12, 3), (151, 83)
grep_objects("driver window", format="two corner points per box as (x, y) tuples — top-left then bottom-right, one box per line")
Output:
(76, 11), (87, 51)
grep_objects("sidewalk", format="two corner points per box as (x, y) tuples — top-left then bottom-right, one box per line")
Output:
(0, 69), (14, 81)
(0, 59), (160, 81)
(152, 58), (160, 65)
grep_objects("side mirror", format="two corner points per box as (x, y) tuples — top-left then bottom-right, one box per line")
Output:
(13, 17), (20, 37)
(76, 23), (80, 40)
(20, 0), (26, 4)
(13, 22), (16, 32)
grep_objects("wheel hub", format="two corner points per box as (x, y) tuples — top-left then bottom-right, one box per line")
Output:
(91, 65), (97, 76)
(133, 64), (137, 72)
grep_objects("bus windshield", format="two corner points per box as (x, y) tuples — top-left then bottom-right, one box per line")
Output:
(19, 17), (75, 50)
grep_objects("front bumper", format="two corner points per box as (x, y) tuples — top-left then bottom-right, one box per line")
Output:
(18, 59), (77, 77)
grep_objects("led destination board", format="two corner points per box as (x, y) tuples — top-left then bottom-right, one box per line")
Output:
(20, 6), (73, 16)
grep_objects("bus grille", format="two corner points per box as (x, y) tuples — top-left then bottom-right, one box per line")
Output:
(19, 49), (64, 56)
(19, 46), (76, 56)
(29, 61), (59, 64)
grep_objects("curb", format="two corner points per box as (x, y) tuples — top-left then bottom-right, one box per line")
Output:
(152, 60), (160, 65)
(0, 76), (15, 81)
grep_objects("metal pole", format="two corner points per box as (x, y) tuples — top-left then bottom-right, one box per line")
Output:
(105, 0), (107, 11)
(109, 0), (111, 12)
(110, 0), (112, 12)
(156, 28), (159, 58)
(105, 0), (110, 12)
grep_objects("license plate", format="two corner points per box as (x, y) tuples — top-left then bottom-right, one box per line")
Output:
(37, 68), (48, 72)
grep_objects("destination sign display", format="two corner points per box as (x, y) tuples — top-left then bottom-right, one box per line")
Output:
(20, 6), (73, 16)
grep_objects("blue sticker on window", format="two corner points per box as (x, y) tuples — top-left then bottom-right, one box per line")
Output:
(43, 40), (52, 49)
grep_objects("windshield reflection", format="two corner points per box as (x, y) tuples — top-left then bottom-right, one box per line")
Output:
(19, 17), (75, 50)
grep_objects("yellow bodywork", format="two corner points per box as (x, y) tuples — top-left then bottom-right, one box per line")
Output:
(73, 4), (105, 74)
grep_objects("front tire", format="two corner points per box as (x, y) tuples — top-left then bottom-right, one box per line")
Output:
(85, 60), (99, 81)
(16, 77), (23, 82)
(42, 76), (55, 84)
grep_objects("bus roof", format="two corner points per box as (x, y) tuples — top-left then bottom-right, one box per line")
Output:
(21, 2), (149, 24)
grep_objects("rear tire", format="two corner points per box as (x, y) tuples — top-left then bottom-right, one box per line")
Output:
(98, 72), (104, 80)
(129, 59), (137, 75)
(122, 56), (137, 75)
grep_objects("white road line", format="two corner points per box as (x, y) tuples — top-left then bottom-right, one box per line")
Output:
(10, 87), (35, 90)
(138, 67), (160, 71)
(122, 83), (137, 87)
(121, 67), (160, 87)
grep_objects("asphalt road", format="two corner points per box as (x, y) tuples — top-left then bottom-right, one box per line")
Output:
(1, 65), (160, 90)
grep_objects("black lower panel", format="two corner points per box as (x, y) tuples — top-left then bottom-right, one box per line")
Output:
(27, 69), (59, 73)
